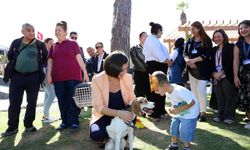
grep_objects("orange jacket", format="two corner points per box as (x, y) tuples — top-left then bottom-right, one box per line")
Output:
(90, 71), (135, 124)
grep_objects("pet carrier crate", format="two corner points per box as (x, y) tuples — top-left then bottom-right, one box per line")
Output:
(73, 82), (92, 108)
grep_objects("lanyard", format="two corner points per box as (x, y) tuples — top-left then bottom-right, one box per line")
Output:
(243, 42), (250, 59)
(216, 49), (222, 65)
(193, 41), (200, 50)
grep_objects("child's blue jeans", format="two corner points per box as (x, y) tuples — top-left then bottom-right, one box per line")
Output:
(170, 117), (198, 143)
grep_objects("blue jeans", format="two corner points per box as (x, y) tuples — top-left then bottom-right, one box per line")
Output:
(54, 80), (81, 126)
(43, 79), (56, 117)
(170, 117), (197, 143)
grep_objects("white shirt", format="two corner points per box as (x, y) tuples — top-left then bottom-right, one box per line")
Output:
(170, 49), (179, 61)
(165, 84), (200, 119)
(143, 35), (170, 63)
(215, 49), (222, 72)
(97, 52), (104, 72)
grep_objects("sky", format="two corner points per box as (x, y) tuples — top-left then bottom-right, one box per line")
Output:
(0, 0), (249, 57)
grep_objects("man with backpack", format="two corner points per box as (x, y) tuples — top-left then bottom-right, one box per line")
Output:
(1, 23), (47, 137)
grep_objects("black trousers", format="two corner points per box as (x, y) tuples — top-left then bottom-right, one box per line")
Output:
(7, 72), (40, 131)
(133, 70), (150, 98)
(209, 84), (218, 110)
(146, 61), (168, 118)
(214, 78), (236, 120)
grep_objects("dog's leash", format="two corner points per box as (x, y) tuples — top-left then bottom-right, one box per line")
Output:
(125, 119), (136, 128)
(123, 105), (136, 128)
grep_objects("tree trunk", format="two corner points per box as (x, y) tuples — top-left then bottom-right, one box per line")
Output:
(180, 11), (187, 25)
(111, 0), (131, 59)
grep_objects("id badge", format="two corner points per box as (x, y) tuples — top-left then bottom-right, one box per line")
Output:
(243, 59), (250, 65)
(191, 49), (197, 54)
(216, 65), (222, 72)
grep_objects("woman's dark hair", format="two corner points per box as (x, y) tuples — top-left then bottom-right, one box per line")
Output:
(174, 37), (184, 49)
(174, 37), (185, 54)
(44, 38), (53, 43)
(212, 29), (229, 44)
(191, 21), (211, 47)
(56, 21), (67, 31)
(104, 51), (128, 78)
(149, 22), (162, 35)
(139, 32), (146, 38)
(238, 20), (250, 41)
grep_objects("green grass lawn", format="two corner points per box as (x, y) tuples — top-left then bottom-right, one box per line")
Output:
(0, 102), (250, 150)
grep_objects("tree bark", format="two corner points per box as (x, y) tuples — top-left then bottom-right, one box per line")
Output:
(111, 0), (131, 59)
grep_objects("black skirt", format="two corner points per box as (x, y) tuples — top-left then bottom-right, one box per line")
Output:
(237, 64), (250, 112)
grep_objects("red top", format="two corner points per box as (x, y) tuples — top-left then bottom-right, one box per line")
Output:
(49, 40), (82, 82)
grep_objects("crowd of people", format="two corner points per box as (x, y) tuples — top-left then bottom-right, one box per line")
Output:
(1, 20), (250, 150)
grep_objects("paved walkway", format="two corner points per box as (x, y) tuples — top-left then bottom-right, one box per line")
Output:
(0, 84), (49, 111)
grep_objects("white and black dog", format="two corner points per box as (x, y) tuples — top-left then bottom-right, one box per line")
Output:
(105, 97), (155, 150)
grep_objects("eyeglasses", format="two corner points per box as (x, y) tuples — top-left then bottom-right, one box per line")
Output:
(95, 46), (102, 49)
(70, 37), (77, 40)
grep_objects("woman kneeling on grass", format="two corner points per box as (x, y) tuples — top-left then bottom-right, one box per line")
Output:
(150, 71), (199, 150)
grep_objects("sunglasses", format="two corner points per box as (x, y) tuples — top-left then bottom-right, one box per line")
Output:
(71, 37), (77, 40)
(95, 46), (102, 49)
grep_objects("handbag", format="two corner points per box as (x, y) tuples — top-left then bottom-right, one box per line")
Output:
(3, 60), (15, 83)
(3, 38), (35, 83)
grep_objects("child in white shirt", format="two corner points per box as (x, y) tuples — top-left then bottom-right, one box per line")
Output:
(150, 71), (199, 150)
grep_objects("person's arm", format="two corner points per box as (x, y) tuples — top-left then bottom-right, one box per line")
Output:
(101, 107), (133, 123)
(76, 54), (89, 82)
(169, 100), (195, 115)
(170, 49), (178, 61)
(46, 58), (53, 84)
(183, 39), (190, 62)
(233, 45), (241, 88)
(39, 42), (48, 65)
(7, 39), (19, 61)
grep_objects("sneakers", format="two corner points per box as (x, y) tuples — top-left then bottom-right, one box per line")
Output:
(243, 117), (250, 122)
(42, 116), (57, 124)
(213, 117), (221, 122)
(161, 114), (170, 119)
(224, 119), (234, 124)
(244, 123), (250, 129)
(70, 124), (80, 133)
(165, 144), (178, 150)
(25, 126), (37, 132)
(1, 129), (18, 137)
(199, 115), (207, 122)
(56, 123), (68, 131)
(214, 110), (219, 114)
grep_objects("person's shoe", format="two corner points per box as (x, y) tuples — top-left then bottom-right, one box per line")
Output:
(224, 119), (234, 124)
(42, 116), (57, 124)
(214, 110), (219, 114)
(165, 144), (178, 150)
(243, 117), (250, 122)
(97, 139), (106, 148)
(213, 117), (221, 122)
(244, 123), (250, 129)
(70, 124), (80, 133)
(199, 115), (207, 122)
(1, 129), (18, 137)
(161, 113), (170, 119)
(25, 126), (37, 132)
(56, 123), (68, 131)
